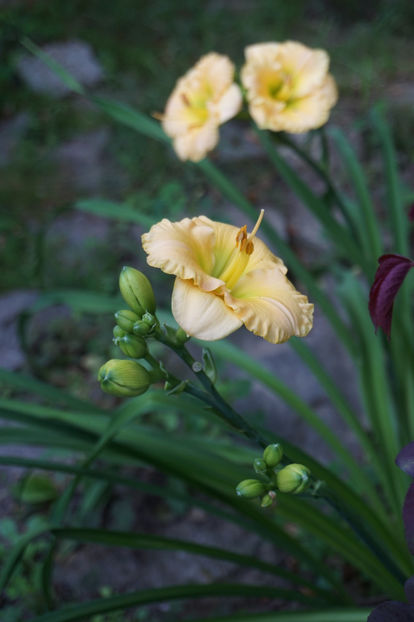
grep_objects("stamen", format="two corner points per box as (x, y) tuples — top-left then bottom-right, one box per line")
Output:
(247, 209), (265, 242)
(181, 93), (191, 106)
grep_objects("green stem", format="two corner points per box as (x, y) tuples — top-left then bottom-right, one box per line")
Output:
(275, 132), (355, 231)
(158, 332), (407, 586)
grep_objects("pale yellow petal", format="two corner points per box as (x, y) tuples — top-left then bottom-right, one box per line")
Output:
(215, 83), (242, 123)
(196, 53), (235, 98)
(224, 268), (313, 343)
(279, 41), (329, 98)
(172, 278), (242, 341)
(196, 216), (284, 279)
(244, 42), (281, 66)
(173, 120), (219, 162)
(278, 75), (338, 133)
(142, 217), (224, 291)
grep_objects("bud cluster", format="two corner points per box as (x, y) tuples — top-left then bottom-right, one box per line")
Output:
(98, 266), (160, 398)
(236, 443), (310, 507)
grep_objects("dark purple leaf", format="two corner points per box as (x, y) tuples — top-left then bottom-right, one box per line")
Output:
(369, 253), (414, 337)
(406, 577), (414, 604)
(408, 203), (414, 222)
(403, 482), (414, 555)
(368, 600), (414, 621)
(396, 443), (414, 477)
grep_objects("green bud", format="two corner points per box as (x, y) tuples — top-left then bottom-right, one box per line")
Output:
(276, 464), (310, 494)
(176, 327), (189, 345)
(98, 359), (151, 397)
(119, 267), (156, 316)
(261, 491), (276, 508)
(115, 309), (140, 333)
(236, 479), (266, 499)
(263, 443), (283, 468)
(118, 334), (147, 359)
(113, 325), (126, 340)
(253, 458), (267, 474)
(133, 320), (151, 336)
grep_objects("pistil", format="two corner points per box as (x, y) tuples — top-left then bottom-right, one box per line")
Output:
(219, 210), (264, 290)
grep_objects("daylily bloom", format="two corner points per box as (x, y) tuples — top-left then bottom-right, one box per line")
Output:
(162, 53), (242, 162)
(241, 41), (337, 133)
(142, 210), (313, 343)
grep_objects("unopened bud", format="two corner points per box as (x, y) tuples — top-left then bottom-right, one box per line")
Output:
(276, 464), (310, 494)
(253, 458), (267, 474)
(176, 327), (189, 345)
(113, 325), (126, 341)
(133, 320), (151, 336)
(236, 479), (266, 499)
(263, 443), (283, 468)
(118, 334), (147, 359)
(119, 267), (156, 316)
(261, 491), (276, 508)
(98, 359), (151, 397)
(115, 309), (140, 333)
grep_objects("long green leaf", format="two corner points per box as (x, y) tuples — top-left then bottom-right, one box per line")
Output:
(75, 198), (156, 227)
(52, 527), (332, 599)
(256, 128), (369, 271)
(30, 584), (318, 622)
(371, 105), (408, 255)
(329, 127), (382, 263)
(0, 368), (101, 413)
(187, 610), (371, 622)
(0, 525), (50, 594)
(21, 38), (85, 95)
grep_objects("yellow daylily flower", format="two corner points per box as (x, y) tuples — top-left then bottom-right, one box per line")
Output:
(241, 41), (337, 133)
(142, 211), (313, 343)
(162, 53), (242, 162)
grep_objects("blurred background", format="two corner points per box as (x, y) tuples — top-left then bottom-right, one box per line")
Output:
(1, 1), (414, 619)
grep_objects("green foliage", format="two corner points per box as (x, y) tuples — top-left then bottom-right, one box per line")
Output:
(1, 3), (414, 621)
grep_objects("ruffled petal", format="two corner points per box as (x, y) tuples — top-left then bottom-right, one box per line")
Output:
(244, 42), (281, 66)
(172, 278), (243, 340)
(279, 41), (329, 98)
(142, 217), (224, 291)
(173, 120), (219, 162)
(197, 53), (236, 98)
(279, 75), (338, 133)
(215, 83), (243, 123)
(225, 268), (313, 343)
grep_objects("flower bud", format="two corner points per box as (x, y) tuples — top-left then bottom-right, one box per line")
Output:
(176, 327), (190, 345)
(118, 334), (147, 359)
(253, 458), (267, 474)
(276, 464), (310, 494)
(261, 491), (276, 508)
(133, 320), (151, 336)
(98, 359), (151, 397)
(115, 309), (141, 333)
(113, 325), (126, 340)
(119, 267), (156, 316)
(263, 443), (283, 468)
(236, 479), (266, 499)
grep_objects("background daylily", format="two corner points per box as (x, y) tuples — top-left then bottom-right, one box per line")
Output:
(162, 52), (242, 162)
(241, 40), (337, 133)
(142, 210), (313, 343)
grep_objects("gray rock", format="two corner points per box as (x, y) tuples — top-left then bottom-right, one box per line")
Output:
(55, 128), (110, 192)
(16, 40), (103, 97)
(0, 290), (37, 370)
(0, 113), (30, 166)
